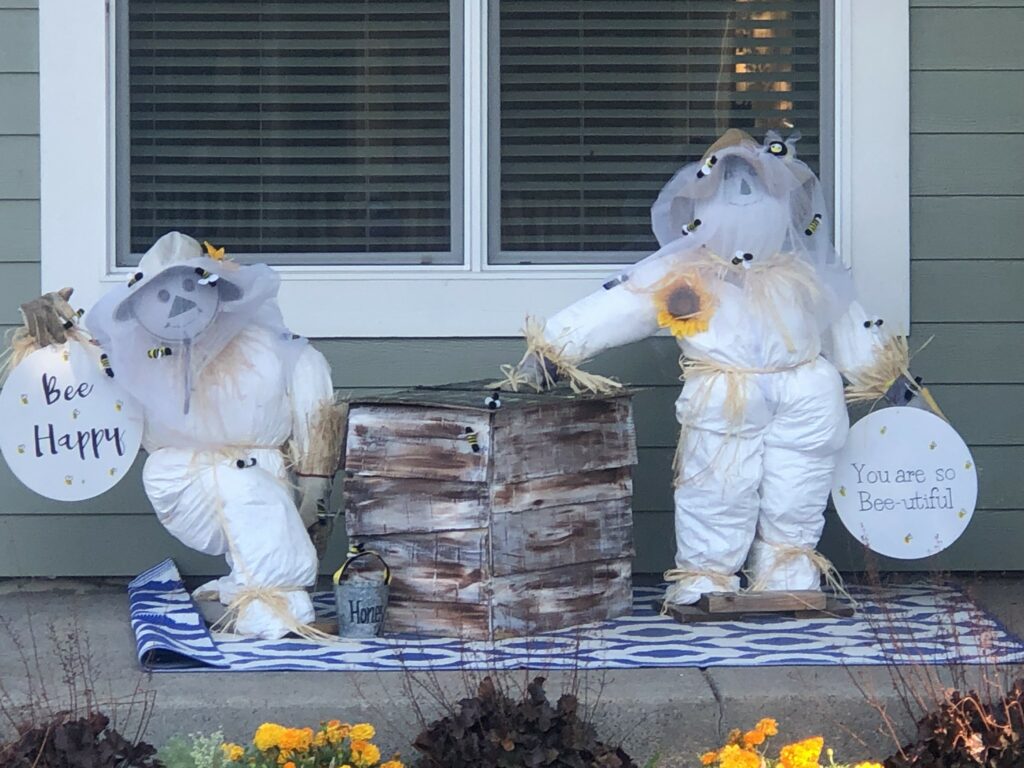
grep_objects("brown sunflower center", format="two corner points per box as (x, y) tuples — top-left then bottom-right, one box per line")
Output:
(665, 284), (701, 319)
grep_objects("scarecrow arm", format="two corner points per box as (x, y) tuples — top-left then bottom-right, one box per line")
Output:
(287, 344), (344, 534)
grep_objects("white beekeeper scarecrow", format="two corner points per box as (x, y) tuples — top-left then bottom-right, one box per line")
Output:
(16, 232), (344, 639)
(506, 129), (921, 608)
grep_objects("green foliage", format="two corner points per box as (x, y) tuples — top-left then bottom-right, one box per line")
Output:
(0, 711), (159, 768)
(886, 680), (1024, 768)
(412, 676), (637, 768)
(157, 730), (227, 768)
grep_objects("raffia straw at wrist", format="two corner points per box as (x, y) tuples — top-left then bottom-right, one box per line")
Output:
(493, 316), (623, 396)
(844, 335), (932, 406)
(290, 400), (349, 477)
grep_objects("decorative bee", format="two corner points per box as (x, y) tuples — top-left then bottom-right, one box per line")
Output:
(195, 267), (220, 287)
(114, 400), (123, 412)
(128, 271), (144, 287)
(203, 241), (226, 261)
(235, 457), (257, 469)
(804, 213), (822, 236)
(862, 318), (884, 329)
(731, 251), (754, 268)
(109, 468), (117, 477)
(100, 353), (115, 378)
(61, 348), (70, 362)
(16, 445), (25, 454)
(19, 394), (27, 405)
(958, 509), (967, 519)
(929, 441), (937, 450)
(838, 486), (846, 497)
(904, 533), (913, 544)
(767, 140), (788, 157)
(147, 346), (173, 359)
(72, 409), (80, 420)
(680, 218), (702, 236)
(484, 390), (502, 410)
(64, 475), (73, 486)
(696, 155), (718, 179)
(602, 274), (629, 291)
(463, 427), (481, 453)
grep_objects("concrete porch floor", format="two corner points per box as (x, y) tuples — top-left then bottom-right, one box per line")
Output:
(1, 575), (1023, 767)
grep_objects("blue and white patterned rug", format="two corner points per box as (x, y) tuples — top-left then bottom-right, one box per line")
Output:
(129, 559), (1024, 672)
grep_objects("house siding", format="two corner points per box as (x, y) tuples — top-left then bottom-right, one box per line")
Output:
(0, 1), (1021, 576)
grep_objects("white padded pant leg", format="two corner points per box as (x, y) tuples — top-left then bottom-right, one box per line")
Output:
(667, 373), (770, 605)
(748, 359), (849, 592)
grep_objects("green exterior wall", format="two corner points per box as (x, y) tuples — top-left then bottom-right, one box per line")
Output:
(0, 0), (1021, 577)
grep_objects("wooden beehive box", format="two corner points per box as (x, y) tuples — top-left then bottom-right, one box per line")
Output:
(342, 382), (637, 640)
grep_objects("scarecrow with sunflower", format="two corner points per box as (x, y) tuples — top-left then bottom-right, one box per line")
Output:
(508, 130), (907, 608)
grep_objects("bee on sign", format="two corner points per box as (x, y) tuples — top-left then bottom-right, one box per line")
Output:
(64, 475), (73, 486)
(463, 427), (481, 453)
(194, 267), (220, 286)
(696, 155), (718, 179)
(147, 346), (173, 359)
(17, 445), (25, 454)
(804, 213), (822, 236)
(680, 218), (702, 237)
(100, 354), (115, 378)
(128, 272), (144, 287)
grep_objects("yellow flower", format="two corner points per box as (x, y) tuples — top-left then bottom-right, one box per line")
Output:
(652, 273), (716, 338)
(351, 739), (382, 767)
(313, 730), (328, 747)
(726, 729), (743, 746)
(717, 744), (761, 768)
(756, 718), (779, 737)
(381, 761), (405, 768)
(778, 737), (824, 768)
(852, 764), (884, 768)
(220, 743), (245, 762)
(254, 723), (286, 752)
(277, 727), (314, 753)
(277, 749), (293, 765)
(283, 763), (296, 768)
(743, 729), (766, 747)
(326, 721), (351, 744)
(203, 241), (226, 260)
(701, 751), (720, 765)
(350, 723), (376, 741)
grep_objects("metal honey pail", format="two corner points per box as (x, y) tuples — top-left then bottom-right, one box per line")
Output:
(332, 546), (391, 638)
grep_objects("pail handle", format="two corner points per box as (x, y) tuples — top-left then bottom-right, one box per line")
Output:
(333, 548), (391, 586)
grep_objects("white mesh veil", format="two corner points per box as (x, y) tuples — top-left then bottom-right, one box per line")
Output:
(86, 233), (306, 438)
(623, 129), (855, 328)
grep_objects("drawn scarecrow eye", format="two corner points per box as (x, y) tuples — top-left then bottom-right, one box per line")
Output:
(182, 277), (196, 293)
(157, 289), (170, 303)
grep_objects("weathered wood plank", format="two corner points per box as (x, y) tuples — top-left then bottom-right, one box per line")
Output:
(491, 559), (633, 638)
(352, 529), (488, 604)
(383, 599), (490, 640)
(492, 398), (638, 483)
(912, 71), (1024, 134)
(491, 497), (634, 576)
(345, 476), (489, 535)
(911, 7), (1024, 70)
(911, 197), (1024, 261)
(345, 406), (491, 482)
(700, 590), (827, 613)
(491, 466), (632, 514)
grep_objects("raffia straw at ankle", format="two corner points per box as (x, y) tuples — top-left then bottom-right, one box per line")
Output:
(210, 587), (341, 644)
(492, 316), (623, 395)
(746, 546), (858, 609)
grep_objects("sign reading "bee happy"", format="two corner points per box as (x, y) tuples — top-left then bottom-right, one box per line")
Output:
(0, 341), (142, 501)
(831, 407), (977, 559)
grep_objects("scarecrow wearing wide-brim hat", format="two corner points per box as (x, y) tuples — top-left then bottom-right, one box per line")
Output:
(14, 232), (344, 640)
(505, 129), (930, 608)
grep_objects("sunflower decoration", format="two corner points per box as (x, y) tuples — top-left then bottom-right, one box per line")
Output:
(653, 272), (716, 338)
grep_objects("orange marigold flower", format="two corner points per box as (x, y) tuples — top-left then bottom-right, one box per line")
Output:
(852, 763), (884, 768)
(350, 723), (376, 741)
(700, 750), (720, 765)
(283, 763), (296, 768)
(727, 728), (743, 746)
(327, 721), (352, 744)
(756, 718), (779, 737)
(778, 736), (824, 768)
(718, 744), (761, 768)
(351, 740), (382, 767)
(220, 743), (245, 762)
(254, 723), (285, 752)
(743, 730), (766, 747)
(380, 761), (405, 768)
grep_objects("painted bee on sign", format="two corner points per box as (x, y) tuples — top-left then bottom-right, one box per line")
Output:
(128, 272), (144, 287)
(680, 218), (702, 236)
(19, 394), (27, 405)
(697, 155), (718, 179)
(100, 354), (114, 378)
(194, 267), (220, 286)
(17, 445), (25, 455)
(804, 213), (822, 236)
(147, 346), (173, 359)
(463, 427), (481, 453)
(64, 475), (73, 486)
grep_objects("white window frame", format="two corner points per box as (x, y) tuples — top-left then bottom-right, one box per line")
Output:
(39, 0), (909, 338)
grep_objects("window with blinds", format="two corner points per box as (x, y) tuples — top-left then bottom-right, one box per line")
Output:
(118, 0), (455, 266)
(494, 0), (822, 263)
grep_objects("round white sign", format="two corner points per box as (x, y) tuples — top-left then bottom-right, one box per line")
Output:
(0, 340), (143, 501)
(832, 407), (977, 559)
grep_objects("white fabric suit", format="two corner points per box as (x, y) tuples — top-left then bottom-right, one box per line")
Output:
(537, 131), (886, 605)
(88, 233), (334, 638)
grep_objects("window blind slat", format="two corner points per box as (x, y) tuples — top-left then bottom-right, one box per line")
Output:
(122, 0), (453, 263)
(496, 0), (822, 258)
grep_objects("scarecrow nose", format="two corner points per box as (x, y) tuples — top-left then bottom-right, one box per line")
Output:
(169, 296), (197, 318)
(739, 178), (753, 196)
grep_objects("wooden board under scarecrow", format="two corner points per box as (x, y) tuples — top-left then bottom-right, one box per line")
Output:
(342, 382), (637, 640)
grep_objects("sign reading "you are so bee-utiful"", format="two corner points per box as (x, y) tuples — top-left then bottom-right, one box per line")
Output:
(0, 341), (142, 501)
